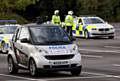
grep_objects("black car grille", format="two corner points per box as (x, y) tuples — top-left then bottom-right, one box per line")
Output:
(99, 28), (109, 31)
(92, 33), (114, 35)
(52, 65), (69, 68)
(45, 54), (74, 60)
(44, 64), (77, 69)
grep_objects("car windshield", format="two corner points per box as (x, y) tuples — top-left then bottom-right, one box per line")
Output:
(0, 26), (17, 34)
(83, 18), (104, 24)
(30, 26), (71, 45)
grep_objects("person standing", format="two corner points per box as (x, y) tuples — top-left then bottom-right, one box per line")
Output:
(65, 11), (74, 37)
(52, 10), (61, 25)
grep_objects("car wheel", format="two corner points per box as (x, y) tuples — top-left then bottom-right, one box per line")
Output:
(108, 36), (114, 39)
(84, 30), (89, 39)
(8, 56), (18, 74)
(29, 59), (38, 76)
(1, 42), (8, 54)
(71, 67), (82, 76)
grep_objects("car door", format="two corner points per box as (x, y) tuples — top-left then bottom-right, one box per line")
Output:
(76, 18), (84, 36)
(11, 27), (21, 63)
(13, 27), (30, 66)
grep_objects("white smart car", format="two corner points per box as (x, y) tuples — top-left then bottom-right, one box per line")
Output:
(7, 24), (82, 76)
(72, 16), (115, 39)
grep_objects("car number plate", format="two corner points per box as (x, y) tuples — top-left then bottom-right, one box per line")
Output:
(53, 61), (68, 65)
(101, 31), (106, 33)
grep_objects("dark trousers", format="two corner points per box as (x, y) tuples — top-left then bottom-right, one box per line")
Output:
(66, 26), (72, 37)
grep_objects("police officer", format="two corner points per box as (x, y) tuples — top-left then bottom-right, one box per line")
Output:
(65, 11), (74, 37)
(52, 10), (61, 25)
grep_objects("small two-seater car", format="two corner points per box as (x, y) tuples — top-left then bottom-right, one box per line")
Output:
(7, 24), (82, 76)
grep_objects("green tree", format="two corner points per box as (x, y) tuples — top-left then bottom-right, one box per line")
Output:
(76, 0), (120, 21)
(0, 0), (39, 23)
(0, 0), (39, 13)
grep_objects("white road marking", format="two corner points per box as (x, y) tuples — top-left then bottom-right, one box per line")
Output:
(43, 76), (111, 81)
(83, 72), (120, 79)
(112, 64), (120, 67)
(37, 71), (120, 81)
(82, 55), (103, 58)
(0, 73), (45, 81)
(104, 46), (120, 49)
(79, 48), (120, 53)
(83, 72), (112, 76)
(1, 71), (120, 81)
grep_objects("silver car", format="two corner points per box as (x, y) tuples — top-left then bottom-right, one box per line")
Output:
(7, 24), (82, 76)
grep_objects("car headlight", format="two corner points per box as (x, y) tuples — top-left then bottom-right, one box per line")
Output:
(73, 46), (76, 50)
(110, 28), (114, 30)
(72, 45), (78, 51)
(39, 49), (48, 53)
(108, 24), (114, 30)
(35, 47), (48, 53)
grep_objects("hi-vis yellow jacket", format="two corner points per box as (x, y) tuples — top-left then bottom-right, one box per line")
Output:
(52, 15), (61, 24)
(65, 15), (74, 26)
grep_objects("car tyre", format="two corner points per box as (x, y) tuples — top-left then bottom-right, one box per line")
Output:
(71, 67), (82, 76)
(29, 59), (38, 77)
(108, 36), (114, 39)
(84, 30), (90, 39)
(8, 56), (18, 74)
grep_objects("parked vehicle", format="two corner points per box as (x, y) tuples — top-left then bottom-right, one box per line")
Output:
(0, 24), (20, 53)
(72, 16), (115, 39)
(7, 24), (82, 76)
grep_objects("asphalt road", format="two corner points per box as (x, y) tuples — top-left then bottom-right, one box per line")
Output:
(0, 23), (120, 81)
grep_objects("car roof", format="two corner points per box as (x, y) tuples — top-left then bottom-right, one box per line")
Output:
(0, 24), (20, 27)
(23, 23), (59, 28)
(78, 16), (101, 19)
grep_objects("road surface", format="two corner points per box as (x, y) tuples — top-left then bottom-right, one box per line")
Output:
(0, 23), (120, 81)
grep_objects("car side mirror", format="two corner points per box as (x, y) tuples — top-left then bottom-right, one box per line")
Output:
(20, 38), (30, 43)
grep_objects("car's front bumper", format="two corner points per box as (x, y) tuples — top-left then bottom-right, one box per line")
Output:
(38, 65), (82, 71)
(91, 32), (114, 37)
(34, 53), (82, 71)
(89, 29), (115, 37)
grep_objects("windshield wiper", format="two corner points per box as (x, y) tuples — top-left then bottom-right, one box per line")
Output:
(45, 40), (70, 44)
(34, 40), (71, 45)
